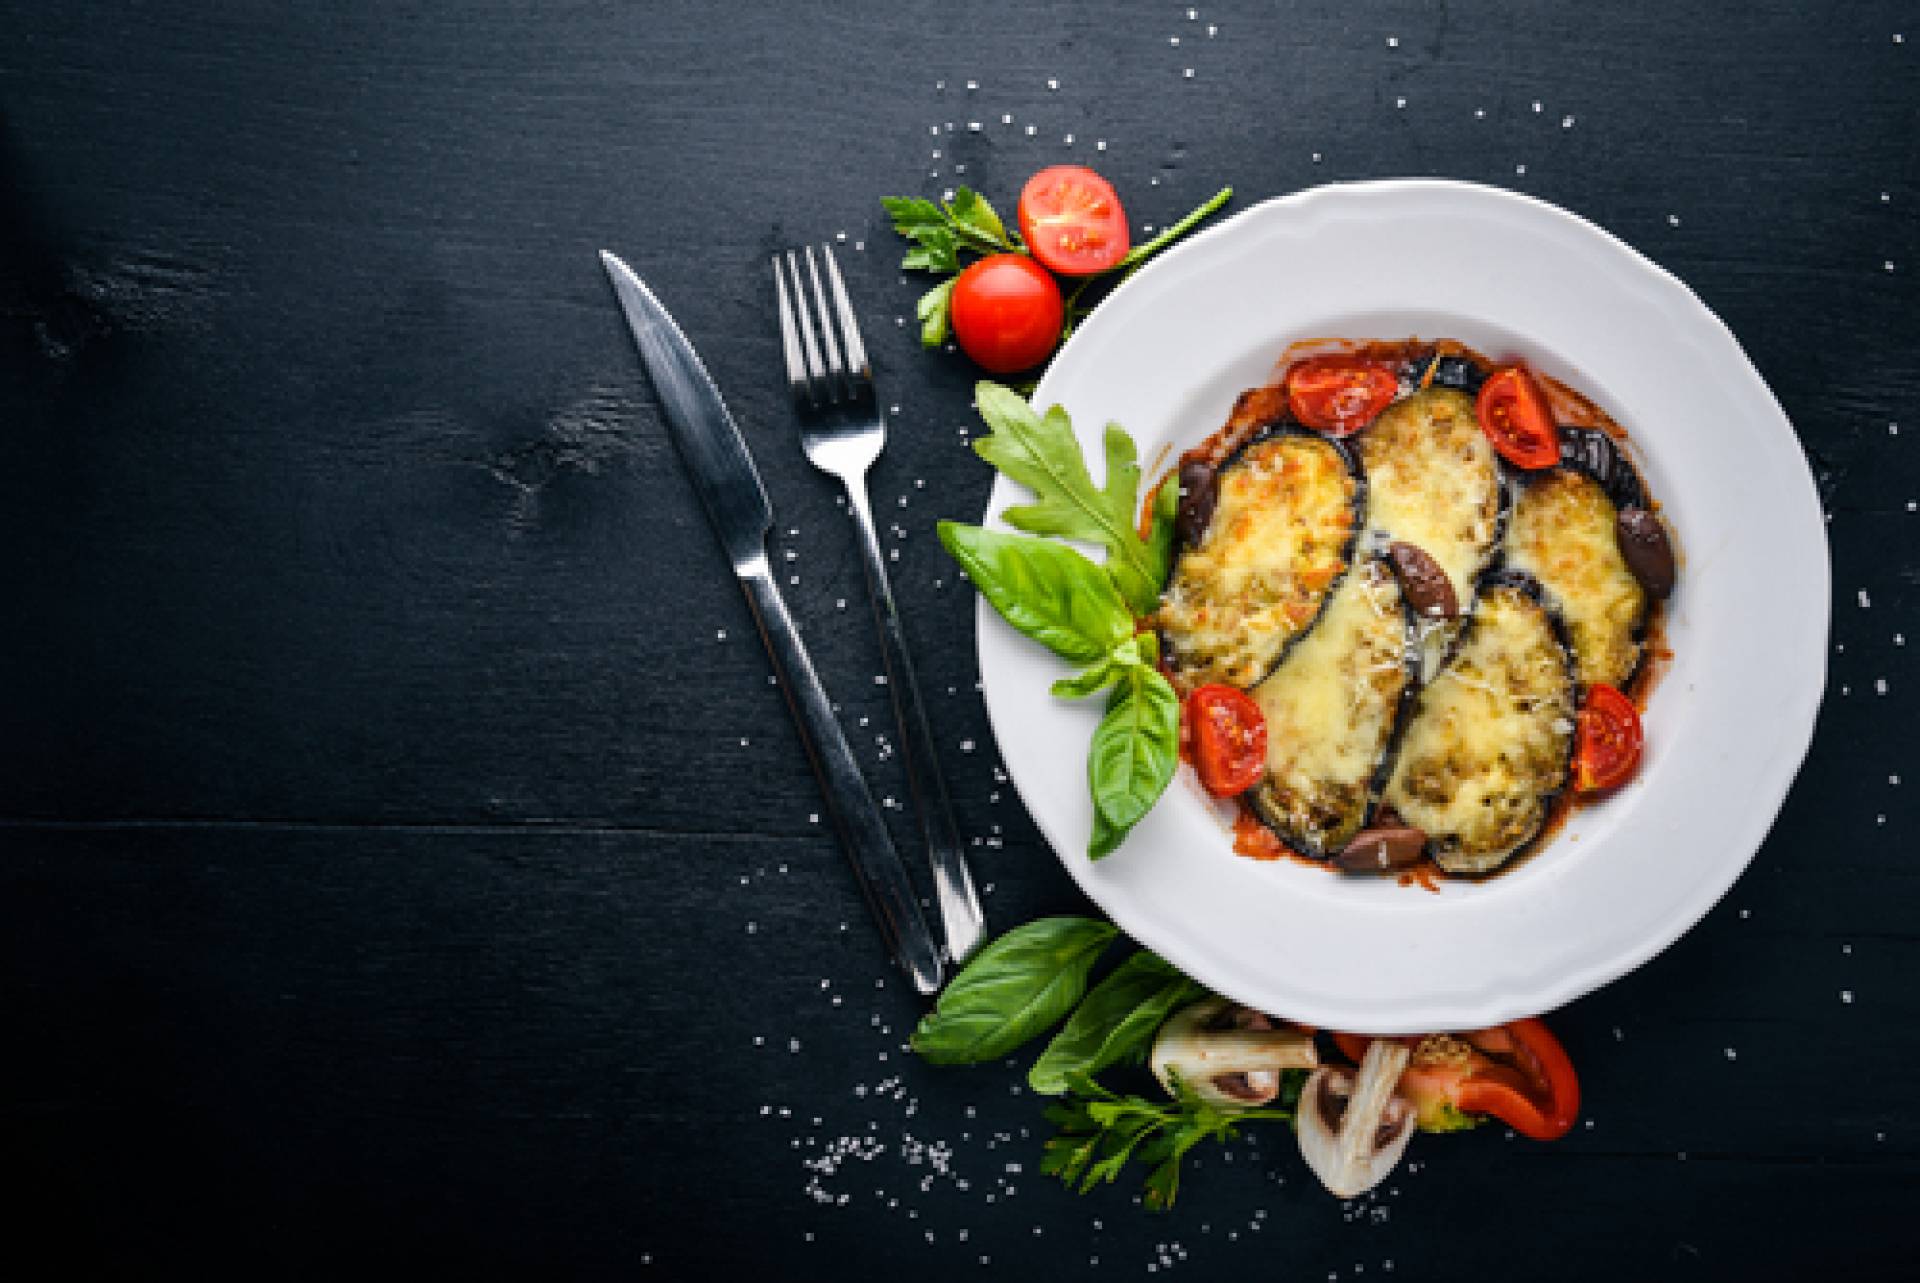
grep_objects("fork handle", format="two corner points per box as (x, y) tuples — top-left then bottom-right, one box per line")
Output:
(845, 484), (988, 966)
(737, 553), (944, 995)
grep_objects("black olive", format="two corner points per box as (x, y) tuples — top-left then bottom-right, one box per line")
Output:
(1427, 354), (1486, 395)
(1616, 507), (1676, 598)
(1333, 826), (1429, 873)
(1557, 427), (1645, 511)
(1387, 542), (1458, 620)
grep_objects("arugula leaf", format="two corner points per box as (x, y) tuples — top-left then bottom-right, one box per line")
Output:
(972, 384), (1161, 614)
(1086, 663), (1181, 858)
(911, 917), (1119, 1065)
(1145, 470), (1181, 599)
(916, 277), (954, 347)
(936, 522), (1133, 663)
(1027, 952), (1205, 1094)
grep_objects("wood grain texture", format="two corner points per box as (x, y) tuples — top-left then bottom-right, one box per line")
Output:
(1, 0), (1915, 1276)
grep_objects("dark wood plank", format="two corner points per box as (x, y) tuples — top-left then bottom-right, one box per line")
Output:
(0, 0), (1914, 1275)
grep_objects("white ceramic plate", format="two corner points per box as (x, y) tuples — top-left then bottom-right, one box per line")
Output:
(975, 179), (1828, 1033)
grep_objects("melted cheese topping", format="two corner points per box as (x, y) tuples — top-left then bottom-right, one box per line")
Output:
(1384, 584), (1574, 872)
(1161, 434), (1357, 688)
(1359, 387), (1502, 623)
(1248, 558), (1410, 855)
(1503, 470), (1646, 690)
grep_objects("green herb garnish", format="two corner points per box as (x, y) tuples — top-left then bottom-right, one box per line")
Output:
(1041, 1071), (1301, 1211)
(938, 382), (1182, 859)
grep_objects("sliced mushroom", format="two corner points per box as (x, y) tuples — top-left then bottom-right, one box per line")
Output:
(1149, 997), (1318, 1110)
(1296, 1039), (1415, 1198)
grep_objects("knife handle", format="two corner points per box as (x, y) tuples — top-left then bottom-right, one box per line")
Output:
(738, 554), (944, 995)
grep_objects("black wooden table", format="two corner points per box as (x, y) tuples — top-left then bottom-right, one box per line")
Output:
(4, 3), (1914, 1277)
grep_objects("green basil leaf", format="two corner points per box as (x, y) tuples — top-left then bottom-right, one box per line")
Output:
(1086, 664), (1180, 858)
(936, 521), (1133, 663)
(946, 187), (1010, 249)
(916, 277), (954, 347)
(972, 385), (1160, 616)
(1051, 655), (1123, 701)
(910, 916), (1119, 1065)
(1028, 952), (1205, 1095)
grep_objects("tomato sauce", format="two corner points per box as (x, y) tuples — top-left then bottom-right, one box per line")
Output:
(1152, 336), (1676, 887)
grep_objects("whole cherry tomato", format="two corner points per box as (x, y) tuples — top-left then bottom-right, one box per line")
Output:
(948, 253), (1065, 374)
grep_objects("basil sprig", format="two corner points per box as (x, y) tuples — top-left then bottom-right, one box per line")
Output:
(913, 916), (1299, 1211)
(910, 917), (1118, 1064)
(1027, 951), (1204, 1095)
(938, 382), (1183, 860)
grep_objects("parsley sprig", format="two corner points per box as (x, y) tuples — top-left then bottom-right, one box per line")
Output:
(881, 183), (1233, 353)
(1042, 1072), (1303, 1211)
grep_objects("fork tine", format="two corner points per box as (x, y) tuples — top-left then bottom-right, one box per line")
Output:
(773, 255), (813, 407)
(802, 245), (848, 399)
(817, 244), (870, 388)
(783, 251), (830, 404)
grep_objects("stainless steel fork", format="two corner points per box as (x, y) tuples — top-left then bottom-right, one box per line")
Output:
(773, 244), (986, 968)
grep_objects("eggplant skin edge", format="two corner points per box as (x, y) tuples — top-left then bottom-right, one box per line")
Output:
(1500, 465), (1650, 693)
(1159, 426), (1366, 691)
(1244, 555), (1419, 859)
(1384, 571), (1576, 874)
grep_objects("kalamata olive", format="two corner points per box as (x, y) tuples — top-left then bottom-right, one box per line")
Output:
(1174, 457), (1219, 547)
(1616, 507), (1676, 598)
(1427, 354), (1486, 395)
(1387, 542), (1458, 619)
(1558, 427), (1645, 511)
(1333, 826), (1429, 874)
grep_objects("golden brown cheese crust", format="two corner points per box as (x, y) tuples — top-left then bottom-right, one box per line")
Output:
(1384, 582), (1574, 873)
(1502, 469), (1647, 690)
(1247, 557), (1411, 856)
(1358, 388), (1503, 610)
(1160, 433), (1358, 689)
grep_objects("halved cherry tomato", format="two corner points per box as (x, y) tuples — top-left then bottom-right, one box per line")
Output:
(948, 253), (1065, 374)
(1016, 165), (1132, 276)
(1333, 1016), (1581, 1141)
(1187, 684), (1267, 796)
(1573, 682), (1644, 792)
(1475, 366), (1561, 469)
(1284, 357), (1400, 436)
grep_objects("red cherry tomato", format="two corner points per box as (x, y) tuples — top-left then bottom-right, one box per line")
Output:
(1475, 366), (1561, 469)
(1187, 684), (1267, 796)
(1332, 1016), (1582, 1141)
(1016, 165), (1132, 276)
(948, 253), (1065, 374)
(1572, 682), (1644, 792)
(1284, 357), (1401, 436)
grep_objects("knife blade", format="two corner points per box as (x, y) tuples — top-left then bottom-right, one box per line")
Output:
(599, 251), (945, 995)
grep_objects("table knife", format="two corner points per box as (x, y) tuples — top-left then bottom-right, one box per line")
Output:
(599, 250), (943, 995)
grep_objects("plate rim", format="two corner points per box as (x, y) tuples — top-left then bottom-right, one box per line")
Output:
(972, 178), (1830, 1031)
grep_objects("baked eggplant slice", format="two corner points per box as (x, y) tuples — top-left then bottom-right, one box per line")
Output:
(1247, 556), (1416, 857)
(1356, 388), (1505, 677)
(1502, 468), (1647, 690)
(1160, 430), (1362, 689)
(1384, 574), (1576, 874)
